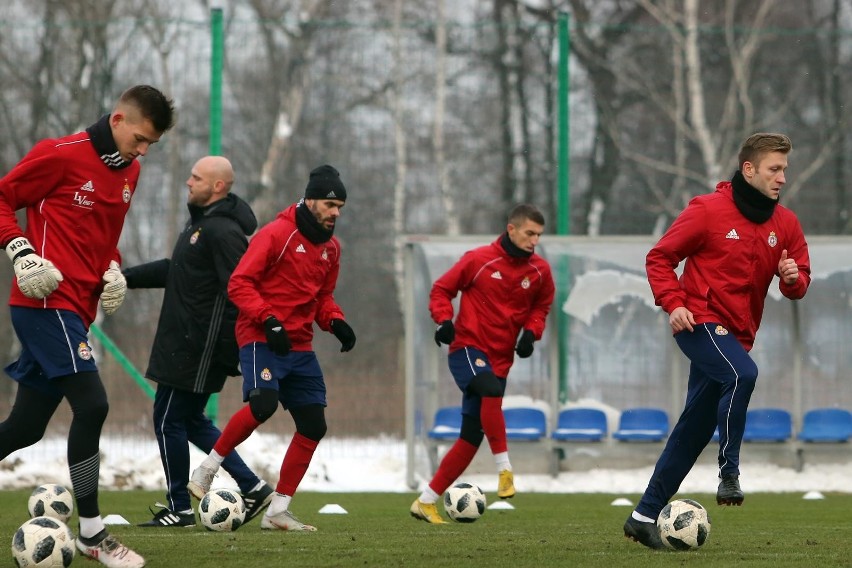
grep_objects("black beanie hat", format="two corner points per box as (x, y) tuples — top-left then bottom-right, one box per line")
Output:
(304, 164), (347, 201)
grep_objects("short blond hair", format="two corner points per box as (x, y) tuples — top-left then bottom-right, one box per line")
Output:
(738, 133), (792, 170)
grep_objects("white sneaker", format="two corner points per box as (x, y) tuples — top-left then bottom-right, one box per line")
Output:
(260, 509), (317, 531)
(187, 464), (217, 500)
(76, 532), (145, 568)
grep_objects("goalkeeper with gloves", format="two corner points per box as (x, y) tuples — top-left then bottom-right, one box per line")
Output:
(411, 203), (555, 524)
(0, 85), (174, 568)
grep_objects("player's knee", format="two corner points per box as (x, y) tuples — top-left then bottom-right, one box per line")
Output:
(248, 389), (279, 423)
(0, 419), (44, 449)
(72, 392), (109, 426)
(738, 362), (758, 390)
(469, 372), (504, 398)
(297, 419), (327, 442)
(292, 405), (327, 441)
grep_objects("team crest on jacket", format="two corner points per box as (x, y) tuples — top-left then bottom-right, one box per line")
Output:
(78, 342), (92, 360)
(714, 325), (729, 336)
(767, 231), (777, 247)
(260, 368), (273, 382)
(521, 276), (530, 289)
(190, 229), (201, 245)
(122, 180), (132, 203)
(474, 358), (486, 368)
(321, 248), (328, 260)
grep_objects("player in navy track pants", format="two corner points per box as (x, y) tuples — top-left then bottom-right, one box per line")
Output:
(624, 133), (811, 550)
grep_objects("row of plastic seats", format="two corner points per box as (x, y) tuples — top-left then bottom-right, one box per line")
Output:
(713, 407), (852, 443)
(427, 406), (549, 441)
(428, 406), (852, 444)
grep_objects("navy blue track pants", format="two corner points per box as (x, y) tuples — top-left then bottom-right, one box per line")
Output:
(153, 384), (261, 511)
(636, 323), (757, 518)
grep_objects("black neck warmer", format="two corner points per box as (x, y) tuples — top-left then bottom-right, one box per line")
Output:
(731, 170), (777, 224)
(85, 114), (132, 169)
(296, 200), (334, 244)
(501, 232), (532, 258)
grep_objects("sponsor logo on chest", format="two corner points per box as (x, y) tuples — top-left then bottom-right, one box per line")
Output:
(71, 179), (132, 210)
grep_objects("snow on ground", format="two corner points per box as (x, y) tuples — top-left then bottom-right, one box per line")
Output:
(1, 432), (849, 497)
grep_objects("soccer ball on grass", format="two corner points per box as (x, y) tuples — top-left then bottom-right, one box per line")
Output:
(199, 488), (246, 531)
(443, 482), (486, 523)
(27, 484), (74, 523)
(11, 516), (76, 567)
(657, 498), (711, 550)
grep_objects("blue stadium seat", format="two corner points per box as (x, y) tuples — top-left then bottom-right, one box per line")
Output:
(552, 408), (608, 442)
(743, 408), (792, 442)
(797, 408), (852, 443)
(504, 407), (547, 441)
(427, 406), (462, 440)
(612, 407), (668, 442)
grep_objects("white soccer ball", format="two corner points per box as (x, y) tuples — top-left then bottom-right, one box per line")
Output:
(199, 488), (246, 531)
(27, 484), (74, 523)
(657, 498), (711, 550)
(443, 482), (486, 523)
(11, 516), (76, 567)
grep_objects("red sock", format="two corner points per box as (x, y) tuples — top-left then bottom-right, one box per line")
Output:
(277, 433), (319, 496)
(429, 438), (478, 495)
(213, 405), (261, 457)
(480, 396), (508, 454)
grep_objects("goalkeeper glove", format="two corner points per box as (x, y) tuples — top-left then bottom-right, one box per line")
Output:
(330, 319), (356, 352)
(100, 260), (127, 315)
(264, 315), (292, 356)
(5, 237), (63, 299)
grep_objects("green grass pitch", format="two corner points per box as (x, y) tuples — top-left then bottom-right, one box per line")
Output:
(5, 490), (851, 567)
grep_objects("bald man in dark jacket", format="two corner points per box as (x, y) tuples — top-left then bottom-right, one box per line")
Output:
(125, 156), (273, 527)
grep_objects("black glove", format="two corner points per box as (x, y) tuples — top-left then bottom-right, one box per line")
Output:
(264, 316), (292, 356)
(330, 319), (356, 352)
(434, 320), (455, 347)
(515, 329), (535, 358)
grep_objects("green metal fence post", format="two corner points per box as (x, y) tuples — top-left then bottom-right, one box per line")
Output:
(556, 12), (571, 404)
(90, 323), (155, 399)
(206, 6), (225, 423)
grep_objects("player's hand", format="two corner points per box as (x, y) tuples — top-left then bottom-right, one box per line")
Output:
(100, 261), (127, 315)
(434, 320), (455, 347)
(264, 315), (292, 356)
(669, 306), (695, 333)
(515, 329), (535, 358)
(330, 319), (356, 352)
(5, 236), (63, 299)
(778, 249), (799, 285)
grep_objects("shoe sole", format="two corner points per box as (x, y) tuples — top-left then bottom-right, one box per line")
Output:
(717, 497), (744, 506)
(187, 482), (207, 500)
(498, 492), (515, 499)
(262, 520), (316, 532)
(244, 501), (272, 523)
(409, 510), (446, 524)
(624, 530), (665, 550)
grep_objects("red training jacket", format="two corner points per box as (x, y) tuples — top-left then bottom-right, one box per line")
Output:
(0, 133), (136, 327)
(229, 203), (345, 350)
(430, 236), (555, 378)
(646, 182), (810, 351)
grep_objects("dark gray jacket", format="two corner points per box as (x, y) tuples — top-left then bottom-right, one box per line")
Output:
(124, 193), (257, 393)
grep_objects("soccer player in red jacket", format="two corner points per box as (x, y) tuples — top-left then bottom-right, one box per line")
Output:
(188, 165), (356, 532)
(410, 204), (555, 524)
(624, 133), (811, 549)
(0, 85), (175, 568)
